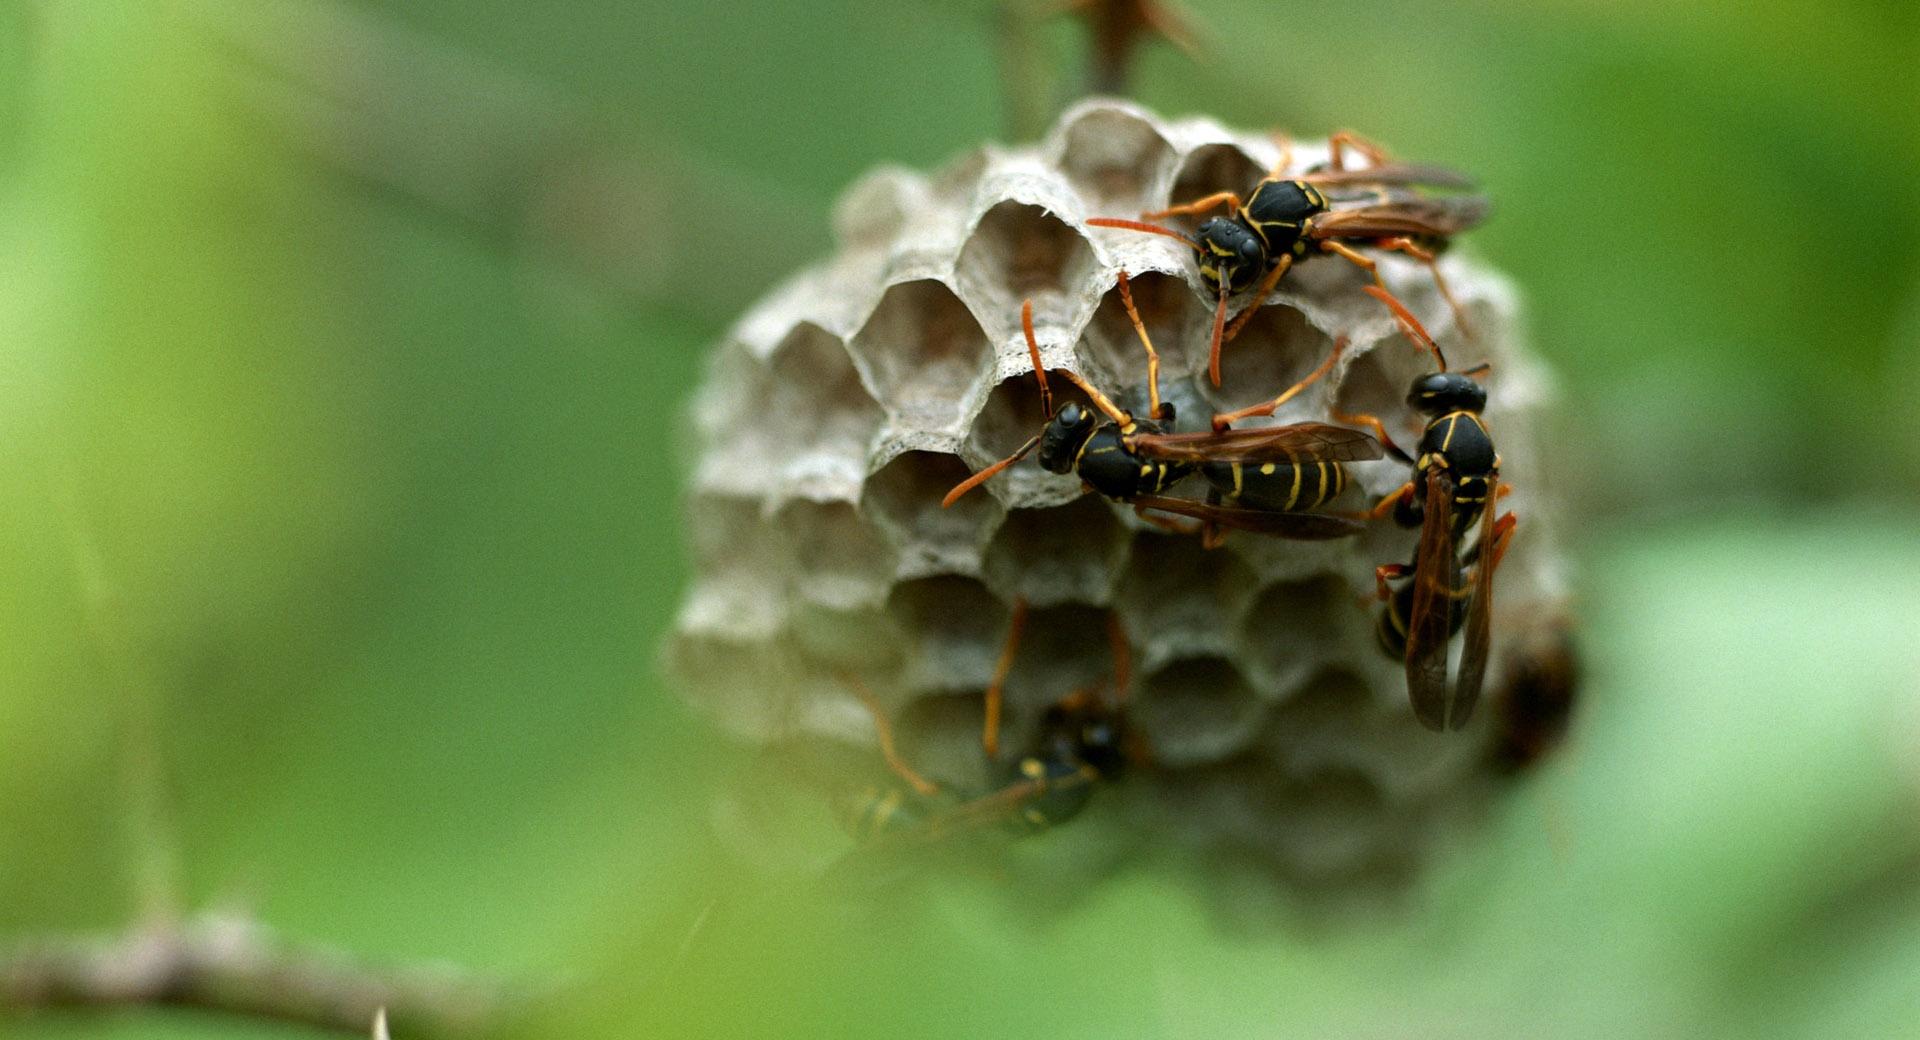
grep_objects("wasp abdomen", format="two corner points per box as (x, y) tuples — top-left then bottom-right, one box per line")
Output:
(1202, 458), (1349, 512)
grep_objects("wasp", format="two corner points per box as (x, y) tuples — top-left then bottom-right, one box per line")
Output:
(941, 273), (1381, 545)
(836, 603), (1139, 842)
(1086, 131), (1488, 388)
(1338, 285), (1516, 732)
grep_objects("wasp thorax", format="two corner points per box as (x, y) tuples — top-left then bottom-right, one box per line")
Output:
(1037, 403), (1098, 473)
(1408, 371), (1487, 415)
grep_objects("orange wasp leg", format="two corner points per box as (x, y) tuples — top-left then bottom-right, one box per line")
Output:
(1142, 190), (1243, 221)
(983, 597), (1031, 759)
(1212, 333), (1345, 430)
(841, 673), (942, 797)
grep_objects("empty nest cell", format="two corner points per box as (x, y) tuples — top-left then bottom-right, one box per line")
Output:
(1048, 102), (1176, 214)
(884, 574), (1016, 693)
(1133, 655), (1266, 766)
(846, 278), (992, 431)
(954, 201), (1100, 333)
(981, 496), (1130, 607)
(861, 450), (1001, 577)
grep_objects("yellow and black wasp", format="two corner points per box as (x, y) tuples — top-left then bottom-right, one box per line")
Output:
(942, 273), (1381, 545)
(1339, 286), (1516, 732)
(1087, 131), (1487, 388)
(836, 604), (1141, 843)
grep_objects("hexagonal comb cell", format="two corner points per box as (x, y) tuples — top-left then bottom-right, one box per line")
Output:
(1000, 601), (1127, 721)
(954, 201), (1100, 334)
(765, 323), (884, 495)
(1207, 303), (1339, 418)
(885, 574), (1014, 694)
(982, 497), (1128, 607)
(1239, 575), (1364, 693)
(846, 278), (992, 431)
(773, 498), (896, 608)
(1049, 103), (1175, 214)
(1163, 143), (1266, 232)
(1078, 270), (1209, 396)
(1133, 655), (1265, 766)
(862, 450), (1000, 578)
(1115, 532), (1256, 670)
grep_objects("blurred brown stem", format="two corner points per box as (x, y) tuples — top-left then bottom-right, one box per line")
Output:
(0, 913), (525, 1038)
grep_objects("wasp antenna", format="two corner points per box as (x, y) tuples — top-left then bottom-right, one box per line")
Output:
(1206, 285), (1228, 387)
(942, 434), (1041, 508)
(1020, 299), (1054, 418)
(1085, 217), (1201, 251)
(1460, 360), (1493, 379)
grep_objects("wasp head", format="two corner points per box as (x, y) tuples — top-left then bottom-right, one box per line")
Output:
(1407, 371), (1486, 416)
(1037, 402), (1098, 474)
(1194, 218), (1267, 295)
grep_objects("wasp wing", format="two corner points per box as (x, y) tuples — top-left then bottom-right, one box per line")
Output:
(1404, 468), (1458, 731)
(1451, 488), (1505, 730)
(1301, 163), (1476, 190)
(1127, 422), (1383, 465)
(1132, 494), (1365, 540)
(1312, 196), (1491, 240)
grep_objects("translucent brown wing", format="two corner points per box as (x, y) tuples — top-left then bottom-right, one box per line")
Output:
(1312, 196), (1491, 240)
(1300, 163), (1476, 190)
(1127, 422), (1384, 465)
(1404, 467), (1457, 731)
(1132, 494), (1365, 540)
(1451, 487), (1503, 729)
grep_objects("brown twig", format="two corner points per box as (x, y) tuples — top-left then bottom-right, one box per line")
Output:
(0, 913), (527, 1038)
(1066, 0), (1199, 96)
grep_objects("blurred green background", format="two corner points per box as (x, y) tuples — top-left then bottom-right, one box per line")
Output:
(1, 1), (1916, 1038)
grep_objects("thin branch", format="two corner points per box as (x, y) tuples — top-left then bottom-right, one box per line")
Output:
(1066, 0), (1200, 97)
(0, 913), (528, 1038)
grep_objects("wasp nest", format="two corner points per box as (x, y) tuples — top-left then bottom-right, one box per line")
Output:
(669, 99), (1571, 896)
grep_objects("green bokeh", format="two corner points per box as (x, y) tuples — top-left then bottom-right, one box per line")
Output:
(2, 2), (1916, 1038)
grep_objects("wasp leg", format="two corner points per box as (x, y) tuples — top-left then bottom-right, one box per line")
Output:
(1330, 409), (1411, 463)
(1375, 561), (1411, 601)
(1266, 131), (1295, 179)
(1327, 129), (1392, 171)
(1114, 270), (1168, 420)
(1486, 510), (1518, 571)
(1206, 284), (1229, 387)
(1143, 190), (1243, 221)
(1373, 236), (1474, 341)
(1220, 253), (1293, 345)
(984, 597), (1030, 759)
(841, 673), (942, 797)
(1212, 332), (1344, 430)
(1349, 480), (1416, 526)
(1133, 500), (1205, 536)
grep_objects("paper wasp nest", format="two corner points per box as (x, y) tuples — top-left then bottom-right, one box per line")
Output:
(669, 99), (1570, 897)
